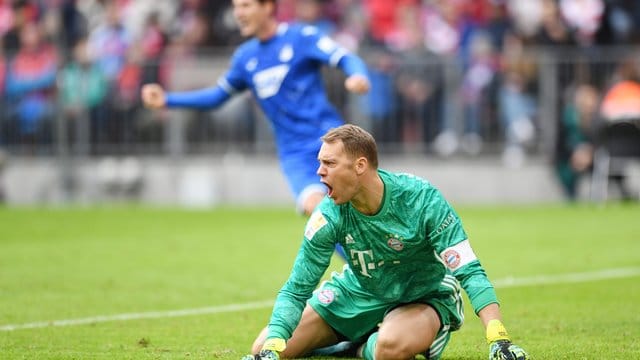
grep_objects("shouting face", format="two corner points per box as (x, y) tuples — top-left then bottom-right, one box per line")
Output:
(317, 140), (361, 205)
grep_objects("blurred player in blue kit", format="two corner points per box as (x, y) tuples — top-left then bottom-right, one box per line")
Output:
(242, 125), (529, 360)
(141, 0), (370, 221)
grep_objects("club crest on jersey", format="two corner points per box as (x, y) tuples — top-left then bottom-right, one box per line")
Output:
(279, 45), (293, 62)
(317, 36), (337, 54)
(317, 289), (335, 304)
(245, 58), (257, 72)
(443, 249), (461, 269)
(386, 234), (404, 251)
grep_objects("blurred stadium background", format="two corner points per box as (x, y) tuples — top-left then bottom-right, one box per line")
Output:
(1, 0), (639, 206)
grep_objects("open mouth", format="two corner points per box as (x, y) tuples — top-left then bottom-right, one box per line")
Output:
(236, 19), (248, 29)
(323, 182), (333, 197)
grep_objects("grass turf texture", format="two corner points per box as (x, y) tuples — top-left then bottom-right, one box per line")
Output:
(0, 204), (638, 359)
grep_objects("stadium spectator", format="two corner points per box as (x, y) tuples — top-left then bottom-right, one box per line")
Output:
(58, 36), (109, 154)
(86, 0), (131, 84)
(393, 31), (445, 152)
(360, 0), (416, 46)
(357, 45), (398, 146)
(506, 0), (544, 41)
(58, 0), (88, 52)
(5, 21), (58, 149)
(169, 0), (211, 55)
(534, 0), (574, 46)
(496, 34), (538, 168)
(558, 0), (604, 46)
(554, 83), (599, 200)
(2, 0), (39, 55)
(0, 40), (6, 134)
(594, 1), (640, 45)
(108, 44), (143, 148)
(600, 59), (640, 122)
(293, 0), (336, 36)
(0, 146), (5, 201)
(329, 0), (367, 53)
(459, 30), (498, 155)
(0, 1), (12, 39)
(118, 0), (176, 43)
(138, 11), (168, 85)
(592, 59), (640, 200)
(242, 124), (529, 360)
(84, 0), (132, 149)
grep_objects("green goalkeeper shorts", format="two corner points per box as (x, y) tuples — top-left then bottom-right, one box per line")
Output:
(308, 267), (464, 358)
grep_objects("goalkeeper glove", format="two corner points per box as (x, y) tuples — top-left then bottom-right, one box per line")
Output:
(486, 320), (530, 360)
(489, 340), (529, 360)
(241, 338), (285, 360)
(240, 349), (279, 360)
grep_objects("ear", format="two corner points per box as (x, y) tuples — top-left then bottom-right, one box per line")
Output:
(355, 157), (368, 175)
(265, 0), (276, 16)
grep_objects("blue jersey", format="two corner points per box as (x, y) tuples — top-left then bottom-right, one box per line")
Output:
(224, 23), (362, 156)
(166, 23), (368, 200)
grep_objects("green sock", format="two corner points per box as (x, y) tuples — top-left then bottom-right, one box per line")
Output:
(362, 332), (379, 360)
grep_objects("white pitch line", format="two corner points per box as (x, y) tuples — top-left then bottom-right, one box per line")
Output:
(491, 266), (640, 288)
(2, 267), (639, 332)
(0, 300), (275, 332)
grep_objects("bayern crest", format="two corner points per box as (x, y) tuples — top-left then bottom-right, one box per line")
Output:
(387, 235), (404, 251)
(317, 289), (335, 304)
(443, 249), (461, 269)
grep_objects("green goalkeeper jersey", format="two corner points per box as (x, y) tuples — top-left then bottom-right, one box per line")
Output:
(266, 169), (498, 340)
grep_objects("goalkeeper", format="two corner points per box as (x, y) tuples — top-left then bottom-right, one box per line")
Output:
(243, 125), (529, 360)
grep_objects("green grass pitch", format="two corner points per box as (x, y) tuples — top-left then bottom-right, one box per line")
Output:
(1, 204), (639, 359)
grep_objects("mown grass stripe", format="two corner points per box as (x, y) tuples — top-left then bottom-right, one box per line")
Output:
(2, 267), (639, 332)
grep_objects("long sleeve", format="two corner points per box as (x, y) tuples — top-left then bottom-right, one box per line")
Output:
(337, 52), (369, 78)
(266, 210), (336, 340)
(454, 259), (499, 314)
(165, 85), (231, 109)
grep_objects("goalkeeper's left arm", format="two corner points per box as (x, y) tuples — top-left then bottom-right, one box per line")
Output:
(438, 240), (529, 360)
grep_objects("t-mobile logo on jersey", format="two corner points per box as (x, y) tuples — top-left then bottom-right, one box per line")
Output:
(350, 249), (375, 278)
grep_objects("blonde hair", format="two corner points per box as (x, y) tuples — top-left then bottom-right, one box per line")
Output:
(321, 124), (378, 168)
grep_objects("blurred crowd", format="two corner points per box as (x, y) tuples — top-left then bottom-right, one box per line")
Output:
(0, 0), (639, 200)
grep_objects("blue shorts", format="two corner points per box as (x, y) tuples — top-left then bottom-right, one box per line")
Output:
(279, 149), (326, 210)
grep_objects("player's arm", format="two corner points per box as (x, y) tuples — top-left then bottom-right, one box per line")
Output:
(437, 240), (530, 360)
(165, 85), (232, 109)
(142, 48), (247, 110)
(425, 188), (529, 360)
(141, 83), (231, 110)
(338, 54), (370, 94)
(259, 211), (336, 355)
(301, 26), (370, 94)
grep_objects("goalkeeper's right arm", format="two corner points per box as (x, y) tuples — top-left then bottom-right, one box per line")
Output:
(241, 338), (285, 360)
(481, 305), (530, 360)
